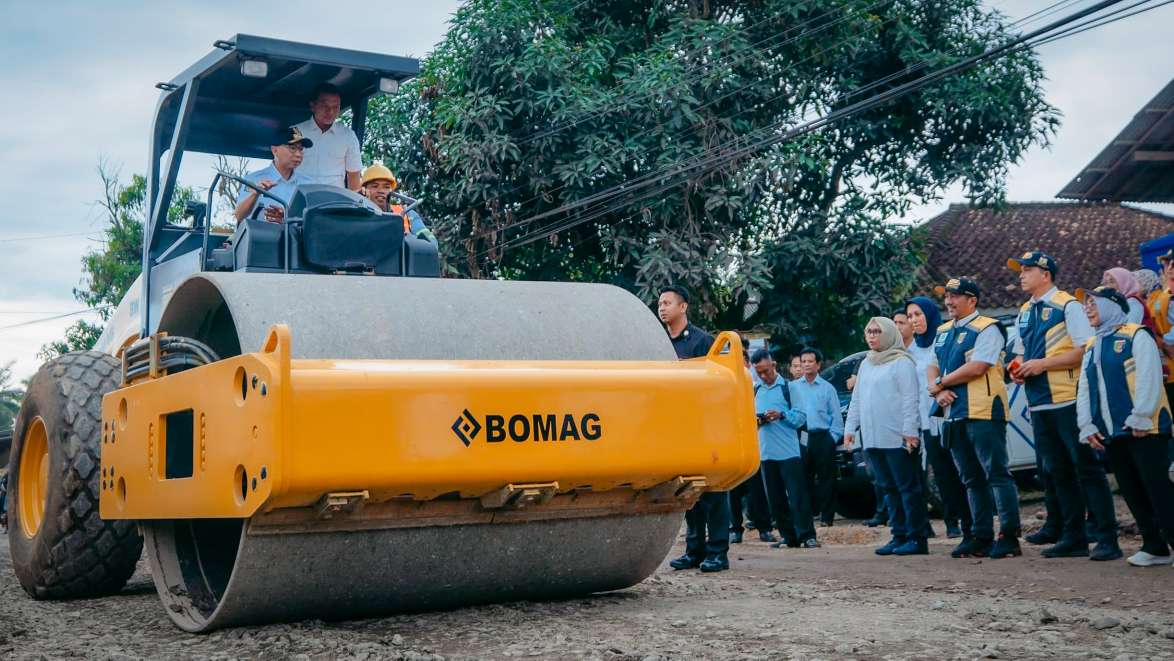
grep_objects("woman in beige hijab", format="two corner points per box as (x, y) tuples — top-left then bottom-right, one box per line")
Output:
(844, 317), (927, 555)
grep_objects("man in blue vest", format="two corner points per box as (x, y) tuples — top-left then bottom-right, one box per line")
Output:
(659, 284), (730, 573)
(1008, 252), (1121, 561)
(927, 277), (1021, 559)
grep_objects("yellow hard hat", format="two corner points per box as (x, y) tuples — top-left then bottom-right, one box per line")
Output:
(361, 162), (398, 189)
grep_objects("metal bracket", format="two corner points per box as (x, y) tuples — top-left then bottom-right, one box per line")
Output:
(315, 491), (369, 519)
(480, 482), (559, 510)
(646, 476), (707, 503)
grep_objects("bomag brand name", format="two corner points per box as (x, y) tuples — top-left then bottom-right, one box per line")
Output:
(485, 413), (602, 443)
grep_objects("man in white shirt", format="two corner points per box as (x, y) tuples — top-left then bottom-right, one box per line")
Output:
(293, 83), (363, 190)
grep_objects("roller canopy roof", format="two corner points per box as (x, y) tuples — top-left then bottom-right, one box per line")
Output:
(152, 34), (419, 159)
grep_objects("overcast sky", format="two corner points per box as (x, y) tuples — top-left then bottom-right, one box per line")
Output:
(1, 1), (1173, 382)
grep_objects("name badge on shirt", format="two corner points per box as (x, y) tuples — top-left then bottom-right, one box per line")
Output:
(1114, 339), (1126, 354)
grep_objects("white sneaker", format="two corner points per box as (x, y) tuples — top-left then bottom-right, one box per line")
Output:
(1126, 551), (1173, 567)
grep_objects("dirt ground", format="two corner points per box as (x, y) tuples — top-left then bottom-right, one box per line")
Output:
(1, 500), (1173, 661)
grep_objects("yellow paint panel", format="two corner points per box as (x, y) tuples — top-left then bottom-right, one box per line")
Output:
(101, 327), (759, 519)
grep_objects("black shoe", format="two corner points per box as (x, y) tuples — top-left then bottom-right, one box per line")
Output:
(893, 538), (929, 555)
(925, 523), (937, 539)
(1025, 528), (1060, 546)
(875, 538), (904, 556)
(730, 530), (743, 544)
(946, 523), (963, 539)
(758, 531), (778, 543)
(989, 534), (1022, 559)
(699, 556), (729, 573)
(1041, 538), (1089, 558)
(951, 537), (991, 559)
(818, 520), (833, 528)
(864, 516), (887, 527)
(801, 538), (821, 549)
(745, 522), (757, 530)
(771, 539), (801, 549)
(669, 554), (703, 570)
(1090, 541), (1123, 562)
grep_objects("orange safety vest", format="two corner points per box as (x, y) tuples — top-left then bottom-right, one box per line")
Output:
(1147, 288), (1174, 382)
(389, 204), (412, 234)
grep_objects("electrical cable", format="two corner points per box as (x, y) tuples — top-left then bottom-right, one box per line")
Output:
(487, 0), (1151, 254)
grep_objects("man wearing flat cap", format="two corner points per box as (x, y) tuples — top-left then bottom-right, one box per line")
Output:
(927, 277), (1021, 560)
(234, 126), (314, 223)
(1008, 251), (1120, 562)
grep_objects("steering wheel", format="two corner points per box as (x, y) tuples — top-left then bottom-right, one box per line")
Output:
(218, 170), (290, 219)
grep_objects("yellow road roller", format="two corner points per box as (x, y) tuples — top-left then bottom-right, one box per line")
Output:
(4, 35), (758, 632)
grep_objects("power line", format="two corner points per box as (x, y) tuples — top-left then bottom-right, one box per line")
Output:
(0, 307), (110, 332)
(465, 0), (1097, 239)
(0, 231), (98, 243)
(489, 0), (1147, 254)
(498, 0), (1133, 243)
(515, 0), (897, 146)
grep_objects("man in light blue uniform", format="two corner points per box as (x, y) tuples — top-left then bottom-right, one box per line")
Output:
(791, 347), (844, 527)
(752, 349), (819, 548)
(234, 126), (313, 223)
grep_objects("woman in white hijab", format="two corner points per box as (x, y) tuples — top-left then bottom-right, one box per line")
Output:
(845, 317), (927, 555)
(1077, 286), (1174, 567)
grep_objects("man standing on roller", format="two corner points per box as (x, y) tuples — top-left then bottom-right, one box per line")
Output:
(658, 284), (730, 573)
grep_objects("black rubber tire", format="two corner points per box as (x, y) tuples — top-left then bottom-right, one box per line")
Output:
(834, 475), (877, 520)
(7, 351), (143, 599)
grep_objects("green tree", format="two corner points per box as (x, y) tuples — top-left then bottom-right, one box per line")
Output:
(367, 0), (1057, 355)
(41, 164), (197, 359)
(0, 361), (21, 431)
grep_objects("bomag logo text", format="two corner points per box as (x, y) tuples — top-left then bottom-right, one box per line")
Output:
(451, 410), (602, 446)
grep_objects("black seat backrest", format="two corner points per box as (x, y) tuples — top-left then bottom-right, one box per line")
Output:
(300, 206), (404, 274)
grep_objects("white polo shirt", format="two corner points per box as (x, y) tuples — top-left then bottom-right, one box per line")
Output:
(292, 118), (362, 187)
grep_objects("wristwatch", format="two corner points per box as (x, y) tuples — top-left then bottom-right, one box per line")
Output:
(933, 376), (943, 389)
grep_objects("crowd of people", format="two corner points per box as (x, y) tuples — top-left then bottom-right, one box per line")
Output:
(657, 250), (1174, 575)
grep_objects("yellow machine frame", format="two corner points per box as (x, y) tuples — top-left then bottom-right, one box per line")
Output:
(99, 326), (758, 526)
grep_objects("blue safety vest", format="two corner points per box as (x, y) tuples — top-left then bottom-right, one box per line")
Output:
(932, 315), (1007, 421)
(1083, 324), (1172, 438)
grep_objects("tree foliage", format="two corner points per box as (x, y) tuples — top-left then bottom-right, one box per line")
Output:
(367, 0), (1057, 356)
(0, 362), (21, 431)
(41, 165), (196, 359)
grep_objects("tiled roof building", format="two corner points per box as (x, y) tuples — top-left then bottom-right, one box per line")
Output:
(921, 202), (1173, 312)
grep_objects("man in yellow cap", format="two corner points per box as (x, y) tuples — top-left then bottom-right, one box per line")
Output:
(360, 162), (437, 244)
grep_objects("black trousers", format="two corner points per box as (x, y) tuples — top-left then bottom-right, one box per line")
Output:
(761, 458), (815, 543)
(862, 449), (889, 521)
(1033, 437), (1064, 536)
(804, 430), (838, 524)
(1032, 405), (1118, 545)
(1108, 433), (1174, 557)
(946, 419), (1021, 540)
(730, 471), (770, 532)
(867, 447), (928, 541)
(924, 429), (971, 532)
(684, 491), (731, 560)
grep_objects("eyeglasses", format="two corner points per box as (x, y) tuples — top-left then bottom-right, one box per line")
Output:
(865, 328), (883, 336)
